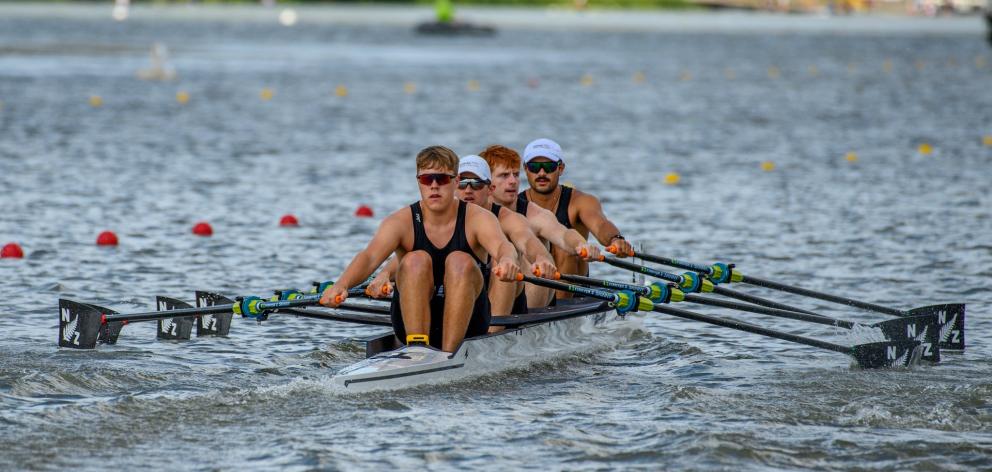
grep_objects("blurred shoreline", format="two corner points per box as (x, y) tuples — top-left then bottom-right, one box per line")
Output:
(0, 2), (985, 34)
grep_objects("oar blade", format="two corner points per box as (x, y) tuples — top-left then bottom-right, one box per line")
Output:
(58, 299), (104, 349)
(871, 314), (940, 363)
(155, 296), (195, 341)
(82, 302), (124, 345)
(851, 340), (922, 369)
(906, 304), (965, 351)
(194, 291), (233, 336)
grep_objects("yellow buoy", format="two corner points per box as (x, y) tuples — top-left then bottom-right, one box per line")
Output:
(845, 152), (858, 163)
(883, 59), (893, 73)
(679, 71), (692, 81)
(632, 71), (645, 84)
(724, 68), (736, 80)
(562, 180), (575, 188)
(767, 66), (780, 79)
(580, 74), (593, 87)
(663, 172), (681, 185)
(808, 65), (819, 77)
(89, 95), (103, 107)
(760, 161), (775, 172)
(260, 88), (274, 101)
(918, 143), (933, 155)
(176, 90), (189, 105)
(403, 82), (416, 94)
(335, 85), (348, 97)
(982, 135), (992, 147)
(467, 80), (480, 92)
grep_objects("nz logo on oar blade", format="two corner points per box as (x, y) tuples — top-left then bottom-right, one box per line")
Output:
(61, 307), (80, 346)
(905, 323), (933, 360)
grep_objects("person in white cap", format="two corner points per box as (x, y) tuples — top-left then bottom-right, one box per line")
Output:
(478, 144), (602, 308)
(517, 138), (634, 299)
(368, 155), (557, 323)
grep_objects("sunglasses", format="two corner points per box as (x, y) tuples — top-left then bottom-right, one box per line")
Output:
(525, 161), (560, 174)
(416, 173), (456, 186)
(457, 178), (490, 190)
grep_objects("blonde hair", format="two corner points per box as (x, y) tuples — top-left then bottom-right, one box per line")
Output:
(478, 144), (521, 173)
(415, 145), (458, 174)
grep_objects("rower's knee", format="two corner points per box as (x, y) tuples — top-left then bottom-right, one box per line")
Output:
(398, 250), (432, 278)
(444, 252), (481, 282)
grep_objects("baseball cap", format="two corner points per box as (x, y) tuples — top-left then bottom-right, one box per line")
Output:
(523, 138), (563, 163)
(458, 155), (492, 182)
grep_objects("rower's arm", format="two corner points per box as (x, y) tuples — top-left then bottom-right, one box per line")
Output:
(468, 205), (518, 273)
(575, 192), (624, 247)
(501, 211), (554, 265)
(528, 203), (584, 255)
(334, 213), (405, 289)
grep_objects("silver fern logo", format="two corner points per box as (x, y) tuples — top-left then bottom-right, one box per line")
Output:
(939, 313), (959, 344)
(61, 307), (79, 345)
(160, 319), (176, 336)
(201, 315), (215, 330)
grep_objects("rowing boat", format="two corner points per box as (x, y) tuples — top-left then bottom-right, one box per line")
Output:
(300, 298), (641, 392)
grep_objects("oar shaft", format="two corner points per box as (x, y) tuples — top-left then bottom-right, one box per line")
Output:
(105, 304), (233, 323)
(741, 275), (905, 316)
(521, 275), (617, 302)
(558, 273), (651, 297)
(650, 304), (850, 355)
(712, 286), (819, 316)
(600, 257), (683, 284)
(637, 253), (712, 274)
(684, 294), (854, 329)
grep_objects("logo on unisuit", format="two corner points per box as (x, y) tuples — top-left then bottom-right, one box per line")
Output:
(61, 307), (80, 345)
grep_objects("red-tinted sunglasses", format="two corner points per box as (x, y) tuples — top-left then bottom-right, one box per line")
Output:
(416, 173), (456, 186)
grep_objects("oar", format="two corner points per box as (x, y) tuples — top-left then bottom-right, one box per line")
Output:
(517, 273), (921, 369)
(608, 247), (966, 351)
(58, 284), (383, 350)
(558, 273), (940, 362)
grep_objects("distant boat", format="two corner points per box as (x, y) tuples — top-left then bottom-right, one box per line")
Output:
(415, 0), (496, 36)
(136, 42), (176, 81)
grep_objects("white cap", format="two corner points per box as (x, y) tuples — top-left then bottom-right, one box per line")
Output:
(523, 138), (563, 163)
(458, 155), (491, 182)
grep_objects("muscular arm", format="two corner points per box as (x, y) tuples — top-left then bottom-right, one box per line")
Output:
(500, 210), (554, 266)
(574, 192), (623, 247)
(467, 205), (518, 277)
(332, 212), (406, 290)
(527, 202), (586, 255)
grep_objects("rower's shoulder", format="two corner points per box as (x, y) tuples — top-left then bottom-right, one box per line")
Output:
(380, 206), (412, 226)
(526, 201), (556, 220)
(567, 187), (599, 206)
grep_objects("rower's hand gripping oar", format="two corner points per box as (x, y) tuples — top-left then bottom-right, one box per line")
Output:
(558, 273), (940, 362)
(609, 247), (965, 351)
(519, 272), (921, 369)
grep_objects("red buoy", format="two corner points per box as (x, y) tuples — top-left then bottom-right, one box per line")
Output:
(192, 221), (213, 236)
(96, 231), (119, 246)
(355, 205), (374, 218)
(279, 214), (299, 227)
(1, 242), (24, 259)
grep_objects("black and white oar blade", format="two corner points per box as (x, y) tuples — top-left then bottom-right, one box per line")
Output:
(871, 314), (940, 363)
(851, 340), (921, 369)
(58, 299), (103, 349)
(194, 291), (233, 336)
(906, 303), (965, 351)
(83, 302), (125, 345)
(155, 296), (195, 341)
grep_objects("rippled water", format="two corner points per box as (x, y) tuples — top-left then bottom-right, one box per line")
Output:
(1, 5), (990, 470)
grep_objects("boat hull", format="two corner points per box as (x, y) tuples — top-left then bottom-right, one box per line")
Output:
(332, 300), (642, 392)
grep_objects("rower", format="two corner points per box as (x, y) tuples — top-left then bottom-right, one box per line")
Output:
(455, 155), (556, 321)
(517, 138), (634, 298)
(479, 144), (602, 307)
(319, 145), (520, 353)
(366, 155), (556, 322)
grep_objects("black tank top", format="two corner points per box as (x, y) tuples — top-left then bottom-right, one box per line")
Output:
(411, 200), (488, 293)
(518, 186), (572, 228)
